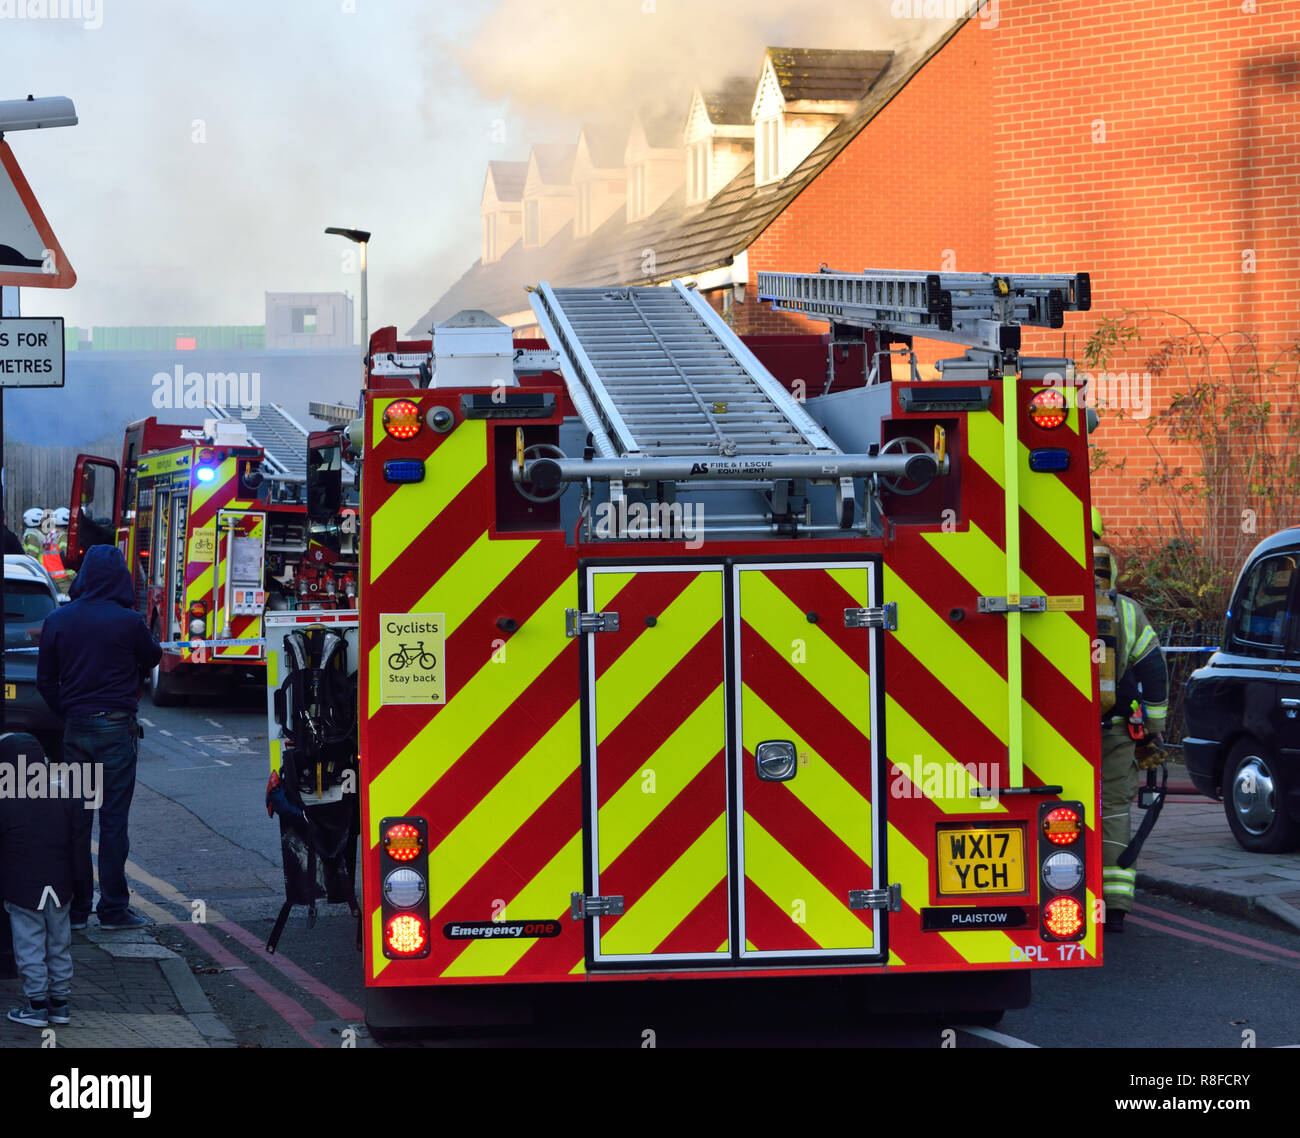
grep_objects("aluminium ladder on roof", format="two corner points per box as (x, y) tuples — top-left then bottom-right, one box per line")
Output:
(206, 401), (357, 481)
(529, 279), (841, 461)
(755, 268), (1091, 361)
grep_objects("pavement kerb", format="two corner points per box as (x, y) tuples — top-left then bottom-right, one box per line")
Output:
(1137, 870), (1300, 935)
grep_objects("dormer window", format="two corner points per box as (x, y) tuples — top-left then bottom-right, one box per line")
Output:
(756, 116), (782, 185)
(687, 139), (712, 204)
(629, 164), (649, 221)
(524, 199), (541, 246)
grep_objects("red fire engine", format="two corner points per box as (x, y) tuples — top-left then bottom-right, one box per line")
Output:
(66, 404), (358, 704)
(356, 271), (1101, 1029)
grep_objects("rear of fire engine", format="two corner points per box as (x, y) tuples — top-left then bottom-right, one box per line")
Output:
(358, 270), (1101, 1031)
(67, 408), (359, 705)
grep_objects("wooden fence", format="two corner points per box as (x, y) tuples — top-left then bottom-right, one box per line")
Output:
(3, 437), (121, 533)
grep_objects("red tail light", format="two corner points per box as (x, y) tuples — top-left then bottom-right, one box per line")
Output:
(188, 600), (208, 618)
(1043, 895), (1084, 938)
(1028, 389), (1067, 429)
(385, 914), (427, 956)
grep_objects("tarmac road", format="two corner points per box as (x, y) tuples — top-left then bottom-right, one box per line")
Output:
(111, 690), (1300, 1051)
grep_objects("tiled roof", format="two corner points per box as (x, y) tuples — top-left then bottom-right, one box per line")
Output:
(702, 76), (758, 126)
(410, 29), (964, 335)
(530, 143), (577, 186)
(767, 47), (893, 103)
(486, 161), (527, 203)
(579, 123), (628, 170)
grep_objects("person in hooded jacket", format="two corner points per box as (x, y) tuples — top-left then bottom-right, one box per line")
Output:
(36, 546), (162, 931)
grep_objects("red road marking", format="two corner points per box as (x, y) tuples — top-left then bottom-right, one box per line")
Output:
(217, 921), (364, 1021)
(1125, 914), (1300, 970)
(176, 922), (325, 1047)
(1131, 901), (1300, 960)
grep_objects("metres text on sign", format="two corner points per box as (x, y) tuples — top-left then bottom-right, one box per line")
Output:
(0, 317), (64, 387)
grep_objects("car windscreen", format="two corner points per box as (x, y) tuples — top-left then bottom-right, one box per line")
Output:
(1230, 553), (1296, 652)
(4, 580), (56, 622)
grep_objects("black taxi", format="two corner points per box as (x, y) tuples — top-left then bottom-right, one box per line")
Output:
(1183, 528), (1300, 852)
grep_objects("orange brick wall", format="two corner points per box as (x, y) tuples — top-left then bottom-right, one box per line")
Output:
(739, 2), (1300, 546)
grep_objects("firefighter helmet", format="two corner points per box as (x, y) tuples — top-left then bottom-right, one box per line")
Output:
(22, 508), (43, 528)
(53, 507), (70, 526)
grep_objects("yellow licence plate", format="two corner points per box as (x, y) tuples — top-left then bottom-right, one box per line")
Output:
(937, 826), (1025, 895)
(4, 684), (15, 700)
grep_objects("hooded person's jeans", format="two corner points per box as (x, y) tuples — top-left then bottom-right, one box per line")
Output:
(67, 713), (138, 922)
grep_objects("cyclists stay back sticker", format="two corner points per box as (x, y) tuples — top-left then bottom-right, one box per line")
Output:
(380, 613), (445, 705)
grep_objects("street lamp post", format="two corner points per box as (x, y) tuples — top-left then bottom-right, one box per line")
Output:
(325, 227), (370, 356)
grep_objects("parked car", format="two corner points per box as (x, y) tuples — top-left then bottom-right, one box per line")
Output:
(1183, 528), (1300, 852)
(3, 554), (65, 760)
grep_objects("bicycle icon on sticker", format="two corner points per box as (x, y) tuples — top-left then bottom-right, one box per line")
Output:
(387, 641), (438, 671)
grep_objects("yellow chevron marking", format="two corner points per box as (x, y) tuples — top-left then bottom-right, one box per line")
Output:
(412, 530), (537, 634)
(371, 908), (386, 979)
(885, 694), (1006, 814)
(184, 566), (214, 613)
(738, 568), (871, 732)
(924, 524), (1091, 699)
(743, 816), (872, 950)
(939, 926), (1018, 962)
(369, 421), (486, 582)
(593, 570), (722, 740)
(741, 684), (874, 859)
(598, 685), (724, 870)
(886, 571), (1008, 742)
(368, 572), (626, 835)
(267, 651), (281, 774)
(426, 706), (579, 914)
(599, 814), (729, 956)
(441, 831), (584, 977)
(967, 411), (1085, 568)
(191, 457), (237, 515)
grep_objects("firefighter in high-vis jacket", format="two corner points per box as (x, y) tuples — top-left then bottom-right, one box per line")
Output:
(1093, 511), (1168, 933)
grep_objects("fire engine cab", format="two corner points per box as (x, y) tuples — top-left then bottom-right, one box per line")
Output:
(357, 269), (1101, 1029)
(67, 404), (358, 705)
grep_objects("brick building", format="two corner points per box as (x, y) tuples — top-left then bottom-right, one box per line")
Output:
(415, 2), (1300, 542)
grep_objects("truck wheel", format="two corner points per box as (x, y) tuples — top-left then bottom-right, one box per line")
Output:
(151, 630), (183, 708)
(1224, 740), (1300, 853)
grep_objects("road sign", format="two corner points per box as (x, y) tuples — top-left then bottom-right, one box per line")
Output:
(0, 317), (64, 387)
(0, 140), (75, 289)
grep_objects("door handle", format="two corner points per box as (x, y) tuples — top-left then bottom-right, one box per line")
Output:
(756, 740), (797, 782)
(1281, 698), (1300, 719)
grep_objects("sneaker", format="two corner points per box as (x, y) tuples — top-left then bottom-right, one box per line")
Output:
(47, 1001), (70, 1025)
(8, 1003), (48, 1028)
(97, 910), (153, 931)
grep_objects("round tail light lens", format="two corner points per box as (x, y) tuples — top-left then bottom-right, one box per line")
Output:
(384, 822), (423, 862)
(385, 914), (427, 955)
(1043, 895), (1084, 938)
(1043, 806), (1081, 845)
(383, 400), (422, 440)
(1028, 388), (1067, 429)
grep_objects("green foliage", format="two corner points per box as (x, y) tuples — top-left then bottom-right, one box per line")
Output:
(1085, 310), (1300, 624)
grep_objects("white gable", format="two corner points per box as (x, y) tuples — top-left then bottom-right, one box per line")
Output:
(753, 56), (786, 123)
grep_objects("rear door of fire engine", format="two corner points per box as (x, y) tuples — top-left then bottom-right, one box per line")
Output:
(213, 509), (266, 659)
(581, 559), (884, 967)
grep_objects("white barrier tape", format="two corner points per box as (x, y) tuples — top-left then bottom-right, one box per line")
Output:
(1162, 646), (1220, 654)
(161, 637), (267, 654)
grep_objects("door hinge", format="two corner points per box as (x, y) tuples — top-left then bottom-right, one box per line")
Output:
(844, 602), (897, 631)
(849, 884), (902, 912)
(976, 594), (1046, 614)
(566, 608), (620, 637)
(570, 892), (625, 920)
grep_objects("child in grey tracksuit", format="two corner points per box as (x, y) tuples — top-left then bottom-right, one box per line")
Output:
(0, 733), (92, 1027)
